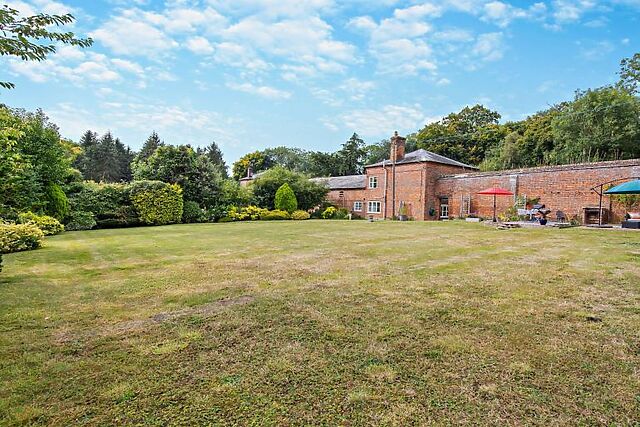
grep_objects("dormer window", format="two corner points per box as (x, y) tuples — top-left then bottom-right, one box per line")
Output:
(368, 176), (378, 189)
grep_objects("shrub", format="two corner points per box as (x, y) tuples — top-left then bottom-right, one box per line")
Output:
(67, 181), (130, 223)
(129, 181), (183, 226)
(65, 211), (96, 231)
(0, 222), (45, 253)
(45, 183), (69, 220)
(275, 183), (298, 213)
(322, 206), (337, 219)
(0, 253), (2, 273)
(251, 166), (328, 210)
(18, 212), (64, 235)
(261, 210), (291, 220)
(227, 205), (268, 221)
(291, 210), (310, 220)
(335, 208), (349, 219)
(182, 201), (205, 223)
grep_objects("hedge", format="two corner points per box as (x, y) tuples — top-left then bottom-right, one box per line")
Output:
(0, 222), (45, 253)
(65, 211), (96, 231)
(129, 181), (183, 225)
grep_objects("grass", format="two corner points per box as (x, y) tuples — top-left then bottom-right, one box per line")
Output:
(1, 221), (639, 426)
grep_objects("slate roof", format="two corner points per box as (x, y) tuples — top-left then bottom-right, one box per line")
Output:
(365, 149), (477, 169)
(311, 175), (366, 190)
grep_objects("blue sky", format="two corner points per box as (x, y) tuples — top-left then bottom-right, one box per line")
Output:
(2, 0), (638, 163)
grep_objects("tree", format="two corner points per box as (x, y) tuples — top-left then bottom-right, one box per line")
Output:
(262, 146), (312, 173)
(0, 5), (92, 89)
(365, 134), (418, 164)
(135, 132), (164, 163)
(551, 87), (640, 164)
(306, 151), (341, 177)
(198, 141), (228, 177)
(251, 167), (328, 210)
(274, 183), (298, 213)
(335, 133), (367, 175)
(133, 144), (224, 207)
(0, 106), (72, 217)
(416, 105), (503, 166)
(231, 151), (271, 180)
(75, 131), (133, 182)
(619, 53), (640, 94)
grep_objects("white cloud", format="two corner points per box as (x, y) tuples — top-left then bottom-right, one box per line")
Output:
(208, 0), (333, 18)
(185, 36), (215, 54)
(472, 32), (505, 62)
(111, 58), (144, 75)
(324, 104), (432, 137)
(552, 0), (597, 23)
(8, 51), (123, 85)
(226, 82), (292, 99)
(223, 16), (356, 65)
(481, 1), (546, 27)
(92, 12), (179, 57)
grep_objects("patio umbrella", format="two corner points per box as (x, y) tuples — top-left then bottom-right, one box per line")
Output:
(477, 187), (514, 222)
(604, 179), (640, 195)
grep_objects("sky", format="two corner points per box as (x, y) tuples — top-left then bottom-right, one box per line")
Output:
(2, 0), (639, 163)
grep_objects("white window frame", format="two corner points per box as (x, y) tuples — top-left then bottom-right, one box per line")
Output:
(368, 201), (382, 214)
(368, 176), (378, 189)
(353, 201), (363, 212)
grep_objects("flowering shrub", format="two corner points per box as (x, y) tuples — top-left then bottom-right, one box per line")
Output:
(291, 210), (310, 220)
(0, 222), (45, 253)
(227, 205), (268, 221)
(18, 212), (64, 235)
(322, 206), (337, 219)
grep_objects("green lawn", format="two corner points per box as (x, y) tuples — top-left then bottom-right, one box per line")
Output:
(1, 221), (639, 425)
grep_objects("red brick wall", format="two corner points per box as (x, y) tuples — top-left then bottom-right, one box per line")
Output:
(436, 159), (640, 223)
(326, 188), (368, 216)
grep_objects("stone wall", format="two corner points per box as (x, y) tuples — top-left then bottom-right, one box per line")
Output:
(435, 159), (640, 223)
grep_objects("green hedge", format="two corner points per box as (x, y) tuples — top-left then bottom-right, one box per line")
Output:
(129, 181), (183, 225)
(18, 212), (64, 235)
(67, 181), (184, 228)
(65, 211), (96, 231)
(0, 222), (45, 253)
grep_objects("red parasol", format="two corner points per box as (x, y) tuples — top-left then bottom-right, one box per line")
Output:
(477, 187), (514, 222)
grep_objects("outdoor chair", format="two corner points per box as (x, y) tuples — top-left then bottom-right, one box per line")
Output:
(555, 210), (567, 223)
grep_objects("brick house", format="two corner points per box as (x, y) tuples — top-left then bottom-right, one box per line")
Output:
(318, 132), (640, 223)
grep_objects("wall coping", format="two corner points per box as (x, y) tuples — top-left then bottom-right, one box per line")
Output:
(439, 158), (640, 180)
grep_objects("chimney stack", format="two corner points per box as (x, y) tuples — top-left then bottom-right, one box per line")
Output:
(246, 165), (253, 178)
(390, 131), (406, 163)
